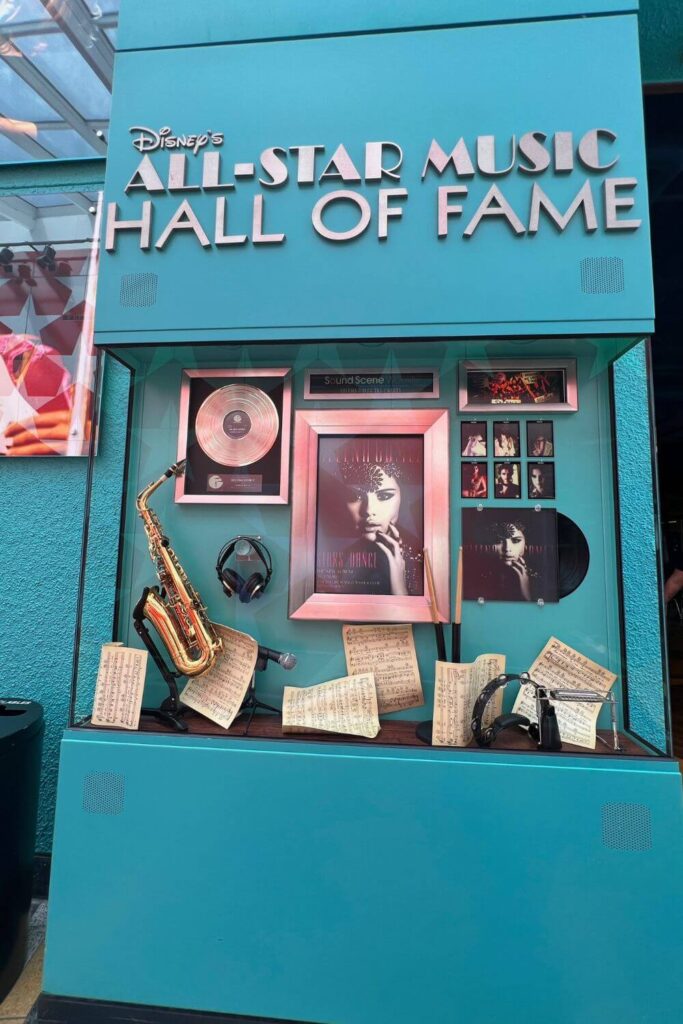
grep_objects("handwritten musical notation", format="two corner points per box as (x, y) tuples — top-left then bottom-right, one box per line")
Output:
(92, 643), (148, 730)
(512, 636), (617, 749)
(282, 673), (380, 738)
(432, 653), (506, 746)
(342, 624), (424, 714)
(180, 623), (258, 729)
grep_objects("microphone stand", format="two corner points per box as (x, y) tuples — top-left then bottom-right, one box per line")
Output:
(235, 646), (282, 736)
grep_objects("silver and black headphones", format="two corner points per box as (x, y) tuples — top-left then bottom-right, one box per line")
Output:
(216, 536), (273, 604)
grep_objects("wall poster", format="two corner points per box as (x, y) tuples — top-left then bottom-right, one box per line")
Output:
(289, 409), (449, 622)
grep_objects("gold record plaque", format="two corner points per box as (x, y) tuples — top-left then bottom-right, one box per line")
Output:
(195, 384), (279, 467)
(176, 368), (292, 505)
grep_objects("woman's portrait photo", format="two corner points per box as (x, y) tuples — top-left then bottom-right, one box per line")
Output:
(314, 435), (424, 597)
(494, 461), (521, 499)
(493, 421), (519, 457)
(462, 508), (560, 603)
(461, 421), (487, 457)
(461, 462), (488, 499)
(528, 462), (555, 499)
(527, 421), (554, 457)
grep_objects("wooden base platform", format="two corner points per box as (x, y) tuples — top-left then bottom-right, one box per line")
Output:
(129, 710), (648, 758)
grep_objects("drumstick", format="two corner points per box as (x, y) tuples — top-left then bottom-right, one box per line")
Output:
(452, 546), (463, 664)
(423, 548), (447, 662)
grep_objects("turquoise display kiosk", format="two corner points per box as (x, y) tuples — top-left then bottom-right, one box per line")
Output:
(40, 3), (683, 1023)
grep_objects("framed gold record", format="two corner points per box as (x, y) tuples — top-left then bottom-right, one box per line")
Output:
(176, 368), (292, 504)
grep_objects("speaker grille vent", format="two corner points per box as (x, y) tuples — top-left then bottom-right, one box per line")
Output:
(580, 257), (624, 294)
(82, 771), (125, 816)
(601, 802), (652, 851)
(120, 272), (158, 308)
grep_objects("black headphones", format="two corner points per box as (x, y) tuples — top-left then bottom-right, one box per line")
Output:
(216, 537), (273, 604)
(471, 673), (562, 751)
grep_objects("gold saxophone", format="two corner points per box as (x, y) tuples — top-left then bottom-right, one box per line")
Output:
(135, 460), (222, 676)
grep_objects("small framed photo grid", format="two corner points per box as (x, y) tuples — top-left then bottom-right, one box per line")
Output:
(493, 461), (521, 499)
(461, 462), (488, 499)
(527, 421), (554, 457)
(493, 421), (520, 457)
(461, 421), (487, 457)
(528, 462), (555, 499)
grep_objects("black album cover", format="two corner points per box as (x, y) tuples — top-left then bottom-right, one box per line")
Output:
(462, 508), (559, 603)
(177, 369), (291, 503)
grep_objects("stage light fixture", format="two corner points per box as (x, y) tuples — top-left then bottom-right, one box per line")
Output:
(36, 245), (56, 271)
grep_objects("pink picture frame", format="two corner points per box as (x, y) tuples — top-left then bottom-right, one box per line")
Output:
(289, 408), (450, 623)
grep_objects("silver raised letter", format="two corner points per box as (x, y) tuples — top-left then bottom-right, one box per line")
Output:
(214, 197), (247, 245)
(378, 188), (408, 239)
(518, 132), (551, 175)
(202, 151), (234, 190)
(105, 201), (152, 250)
(604, 178), (641, 230)
(319, 144), (362, 183)
(528, 181), (597, 233)
(155, 200), (210, 249)
(168, 153), (200, 192)
(252, 195), (285, 244)
(578, 129), (619, 171)
(312, 190), (371, 242)
(421, 139), (475, 179)
(365, 142), (404, 182)
(125, 156), (165, 193)
(553, 133), (574, 173)
(289, 145), (325, 184)
(477, 135), (516, 176)
(437, 186), (468, 238)
(463, 186), (525, 238)
(259, 147), (289, 188)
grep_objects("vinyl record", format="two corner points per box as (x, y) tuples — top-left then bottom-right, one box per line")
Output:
(557, 513), (590, 599)
(195, 384), (279, 467)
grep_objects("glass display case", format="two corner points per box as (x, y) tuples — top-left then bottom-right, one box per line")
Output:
(68, 333), (671, 760)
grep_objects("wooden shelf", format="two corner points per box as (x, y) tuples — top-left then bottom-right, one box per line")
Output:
(133, 711), (648, 757)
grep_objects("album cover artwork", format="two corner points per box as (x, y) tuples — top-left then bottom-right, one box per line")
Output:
(461, 421), (487, 457)
(462, 507), (559, 603)
(314, 434), (425, 597)
(176, 368), (291, 504)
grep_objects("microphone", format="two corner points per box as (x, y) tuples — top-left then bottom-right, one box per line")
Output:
(257, 645), (297, 670)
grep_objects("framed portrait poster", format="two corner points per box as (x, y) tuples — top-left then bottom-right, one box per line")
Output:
(289, 409), (450, 622)
(176, 368), (291, 504)
(459, 359), (578, 414)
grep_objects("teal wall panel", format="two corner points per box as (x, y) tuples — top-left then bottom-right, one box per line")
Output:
(44, 728), (683, 1022)
(118, 0), (638, 51)
(98, 14), (653, 343)
(639, 0), (683, 83)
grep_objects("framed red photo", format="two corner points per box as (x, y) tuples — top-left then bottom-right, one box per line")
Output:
(289, 408), (450, 623)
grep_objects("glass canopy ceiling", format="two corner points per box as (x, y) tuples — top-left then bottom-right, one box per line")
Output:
(0, 0), (118, 165)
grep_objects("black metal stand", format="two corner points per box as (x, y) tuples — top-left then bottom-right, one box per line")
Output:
(133, 588), (188, 733)
(234, 649), (281, 735)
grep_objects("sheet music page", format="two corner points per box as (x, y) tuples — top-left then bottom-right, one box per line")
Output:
(342, 624), (424, 713)
(511, 636), (617, 749)
(432, 654), (505, 746)
(282, 673), (380, 738)
(92, 643), (148, 730)
(180, 624), (258, 730)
